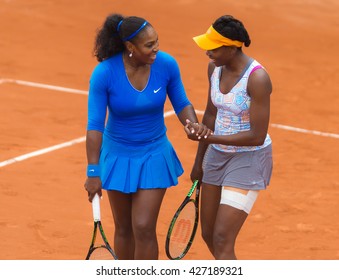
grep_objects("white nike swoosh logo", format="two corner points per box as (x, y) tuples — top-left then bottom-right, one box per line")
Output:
(89, 169), (95, 172)
(153, 87), (161, 93)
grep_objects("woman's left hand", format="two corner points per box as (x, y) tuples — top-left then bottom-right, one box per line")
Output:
(184, 119), (213, 141)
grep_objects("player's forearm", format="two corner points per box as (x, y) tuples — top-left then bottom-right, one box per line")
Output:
(193, 109), (215, 165)
(86, 130), (103, 164)
(203, 130), (266, 146)
(193, 141), (209, 166)
(177, 105), (199, 125)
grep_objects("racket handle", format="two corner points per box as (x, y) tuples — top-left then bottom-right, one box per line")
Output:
(92, 193), (101, 221)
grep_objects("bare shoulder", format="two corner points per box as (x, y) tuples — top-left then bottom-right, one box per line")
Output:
(248, 67), (273, 96)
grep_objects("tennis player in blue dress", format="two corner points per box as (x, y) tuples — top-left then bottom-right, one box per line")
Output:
(84, 14), (211, 260)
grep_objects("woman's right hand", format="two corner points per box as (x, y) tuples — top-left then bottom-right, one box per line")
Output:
(184, 119), (213, 141)
(84, 177), (102, 202)
(190, 162), (203, 183)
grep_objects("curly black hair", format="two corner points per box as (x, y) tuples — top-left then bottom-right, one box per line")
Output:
(212, 15), (251, 47)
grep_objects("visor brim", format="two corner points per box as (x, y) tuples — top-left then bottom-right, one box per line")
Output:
(193, 34), (223, 50)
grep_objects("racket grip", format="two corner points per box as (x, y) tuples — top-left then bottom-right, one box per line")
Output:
(92, 193), (101, 221)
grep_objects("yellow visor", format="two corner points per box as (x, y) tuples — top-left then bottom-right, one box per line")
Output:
(193, 25), (243, 50)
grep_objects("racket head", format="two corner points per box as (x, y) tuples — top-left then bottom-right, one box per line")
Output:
(86, 221), (118, 260)
(165, 198), (199, 260)
(86, 244), (116, 260)
(86, 194), (118, 260)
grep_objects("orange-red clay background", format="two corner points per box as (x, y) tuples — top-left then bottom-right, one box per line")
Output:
(1, 0), (338, 260)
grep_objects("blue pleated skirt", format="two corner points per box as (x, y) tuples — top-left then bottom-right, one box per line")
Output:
(99, 135), (184, 193)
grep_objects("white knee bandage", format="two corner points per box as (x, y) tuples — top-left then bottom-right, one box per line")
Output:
(220, 189), (259, 214)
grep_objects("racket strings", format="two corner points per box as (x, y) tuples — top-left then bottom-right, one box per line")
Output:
(168, 201), (196, 258)
(89, 246), (115, 260)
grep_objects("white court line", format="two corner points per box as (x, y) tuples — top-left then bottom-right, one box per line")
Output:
(0, 78), (88, 95)
(270, 124), (339, 139)
(0, 110), (189, 168)
(0, 78), (338, 168)
(0, 137), (86, 168)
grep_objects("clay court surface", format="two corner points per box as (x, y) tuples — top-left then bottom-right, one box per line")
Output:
(1, 0), (339, 260)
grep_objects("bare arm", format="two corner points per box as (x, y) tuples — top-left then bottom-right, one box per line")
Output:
(178, 103), (212, 139)
(189, 62), (217, 181)
(86, 130), (103, 164)
(177, 104), (199, 125)
(84, 130), (103, 202)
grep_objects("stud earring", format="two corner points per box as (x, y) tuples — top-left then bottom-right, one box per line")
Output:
(129, 52), (133, 58)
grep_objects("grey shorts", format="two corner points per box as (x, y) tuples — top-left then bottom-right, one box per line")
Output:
(202, 144), (273, 190)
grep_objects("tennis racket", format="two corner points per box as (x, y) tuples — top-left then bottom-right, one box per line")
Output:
(165, 179), (200, 260)
(85, 193), (118, 260)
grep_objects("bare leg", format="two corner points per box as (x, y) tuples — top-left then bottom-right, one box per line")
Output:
(107, 190), (135, 260)
(200, 183), (221, 256)
(131, 188), (166, 260)
(213, 187), (249, 260)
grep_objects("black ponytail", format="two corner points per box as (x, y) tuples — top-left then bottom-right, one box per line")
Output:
(93, 13), (125, 62)
(93, 14), (151, 62)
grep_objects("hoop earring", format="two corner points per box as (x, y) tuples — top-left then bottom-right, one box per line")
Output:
(129, 52), (133, 58)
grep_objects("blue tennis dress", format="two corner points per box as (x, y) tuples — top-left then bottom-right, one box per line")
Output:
(87, 51), (191, 193)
